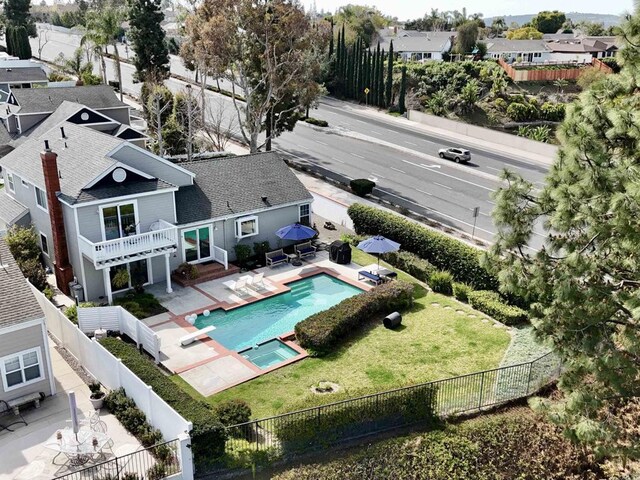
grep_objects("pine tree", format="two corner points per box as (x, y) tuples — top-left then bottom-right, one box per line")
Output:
(398, 65), (407, 114)
(4, 0), (35, 58)
(378, 48), (385, 107)
(385, 41), (394, 108)
(127, 0), (170, 82)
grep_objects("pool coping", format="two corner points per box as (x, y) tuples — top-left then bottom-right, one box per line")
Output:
(162, 266), (371, 396)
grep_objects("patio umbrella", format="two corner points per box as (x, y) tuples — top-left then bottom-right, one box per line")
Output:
(276, 223), (316, 241)
(69, 390), (79, 440)
(357, 235), (401, 268)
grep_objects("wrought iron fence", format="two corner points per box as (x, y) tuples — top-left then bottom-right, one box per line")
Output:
(53, 439), (181, 480)
(224, 352), (561, 458)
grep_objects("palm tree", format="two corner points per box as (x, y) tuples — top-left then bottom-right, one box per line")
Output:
(80, 26), (107, 84)
(84, 7), (124, 101)
(56, 48), (93, 80)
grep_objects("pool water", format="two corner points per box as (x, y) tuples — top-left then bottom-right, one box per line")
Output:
(194, 274), (362, 351)
(239, 339), (299, 369)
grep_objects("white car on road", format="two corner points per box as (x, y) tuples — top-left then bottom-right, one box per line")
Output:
(438, 147), (471, 163)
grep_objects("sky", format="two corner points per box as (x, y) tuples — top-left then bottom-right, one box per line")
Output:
(303, 0), (635, 21)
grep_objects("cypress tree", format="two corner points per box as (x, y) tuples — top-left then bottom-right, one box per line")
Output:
(399, 65), (407, 114)
(355, 39), (361, 101)
(340, 24), (347, 95)
(373, 42), (380, 106)
(385, 41), (394, 108)
(335, 28), (342, 96)
(346, 45), (353, 99)
(127, 0), (170, 82)
(328, 17), (334, 58)
(378, 48), (385, 107)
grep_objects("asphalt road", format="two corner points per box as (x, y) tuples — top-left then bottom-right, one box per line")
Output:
(29, 26), (549, 249)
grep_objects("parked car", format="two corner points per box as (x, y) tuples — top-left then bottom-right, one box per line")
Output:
(438, 147), (471, 163)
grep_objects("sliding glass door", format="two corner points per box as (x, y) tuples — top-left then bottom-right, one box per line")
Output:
(101, 203), (137, 241)
(109, 259), (150, 292)
(182, 226), (212, 263)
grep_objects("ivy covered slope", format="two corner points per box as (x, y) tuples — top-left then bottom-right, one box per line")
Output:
(487, 4), (640, 462)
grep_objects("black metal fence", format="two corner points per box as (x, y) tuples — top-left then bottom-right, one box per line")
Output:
(53, 439), (181, 480)
(224, 352), (561, 459)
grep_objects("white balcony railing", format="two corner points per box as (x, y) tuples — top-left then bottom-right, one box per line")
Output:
(79, 219), (178, 268)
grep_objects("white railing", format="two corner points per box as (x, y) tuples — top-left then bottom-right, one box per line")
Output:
(212, 245), (228, 270)
(77, 306), (161, 362)
(79, 220), (178, 267)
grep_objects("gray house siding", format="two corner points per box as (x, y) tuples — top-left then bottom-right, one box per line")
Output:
(62, 203), (81, 289)
(99, 107), (130, 126)
(111, 145), (193, 187)
(0, 323), (52, 402)
(82, 255), (105, 301)
(17, 113), (47, 134)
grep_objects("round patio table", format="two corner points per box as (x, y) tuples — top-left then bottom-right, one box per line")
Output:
(44, 427), (111, 467)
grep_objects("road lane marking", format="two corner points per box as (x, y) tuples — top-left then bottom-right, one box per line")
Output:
(415, 188), (433, 196)
(371, 130), (383, 135)
(315, 140), (328, 146)
(390, 167), (406, 174)
(401, 159), (495, 192)
(485, 166), (502, 173)
(354, 119), (367, 124)
(372, 172), (386, 179)
(331, 157), (345, 164)
(350, 152), (365, 159)
(404, 141), (418, 146)
(433, 182), (452, 190)
(487, 200), (496, 205)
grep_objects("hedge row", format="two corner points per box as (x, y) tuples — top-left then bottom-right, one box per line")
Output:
(348, 204), (498, 290)
(295, 281), (414, 355)
(99, 338), (226, 466)
(382, 250), (437, 282)
(467, 291), (528, 326)
(273, 383), (439, 451)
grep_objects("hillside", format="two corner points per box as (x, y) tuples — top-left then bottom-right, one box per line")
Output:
(486, 12), (623, 27)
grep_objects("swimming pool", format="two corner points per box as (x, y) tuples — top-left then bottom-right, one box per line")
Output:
(194, 274), (362, 351)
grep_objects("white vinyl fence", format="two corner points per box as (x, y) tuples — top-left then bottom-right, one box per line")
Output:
(77, 306), (161, 362)
(30, 286), (193, 446)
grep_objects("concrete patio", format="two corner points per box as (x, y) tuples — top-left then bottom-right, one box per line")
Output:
(0, 340), (145, 480)
(144, 251), (373, 396)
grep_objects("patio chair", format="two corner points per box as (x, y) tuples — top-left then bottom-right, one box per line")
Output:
(247, 272), (269, 291)
(223, 277), (250, 295)
(265, 249), (287, 267)
(295, 241), (317, 259)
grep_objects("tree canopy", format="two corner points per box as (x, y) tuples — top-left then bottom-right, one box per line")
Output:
(506, 26), (543, 40)
(127, 0), (170, 82)
(530, 10), (566, 34)
(332, 4), (388, 45)
(487, 2), (640, 460)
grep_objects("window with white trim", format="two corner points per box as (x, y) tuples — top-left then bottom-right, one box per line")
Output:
(1, 347), (43, 391)
(235, 216), (259, 239)
(299, 204), (311, 226)
(35, 186), (48, 211)
(21, 179), (29, 188)
(40, 232), (49, 257)
(6, 172), (15, 193)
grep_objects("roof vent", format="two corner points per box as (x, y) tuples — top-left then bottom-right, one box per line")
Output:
(5, 68), (11, 72)
(261, 196), (268, 203)
(44, 140), (50, 151)
(112, 168), (127, 183)
(60, 126), (66, 139)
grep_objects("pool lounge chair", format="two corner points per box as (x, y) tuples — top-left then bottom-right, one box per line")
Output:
(294, 241), (317, 259)
(358, 270), (383, 286)
(247, 272), (269, 291)
(180, 325), (216, 346)
(223, 277), (250, 295)
(266, 249), (288, 267)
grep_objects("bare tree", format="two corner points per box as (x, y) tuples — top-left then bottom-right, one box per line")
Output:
(202, 98), (239, 152)
(174, 85), (202, 161)
(36, 28), (49, 60)
(146, 85), (174, 155)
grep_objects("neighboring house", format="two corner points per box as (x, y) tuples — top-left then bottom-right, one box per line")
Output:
(0, 63), (48, 90)
(546, 36), (620, 58)
(485, 39), (592, 63)
(0, 238), (56, 403)
(378, 28), (455, 62)
(0, 117), (313, 304)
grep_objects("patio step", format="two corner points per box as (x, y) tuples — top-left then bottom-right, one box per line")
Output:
(172, 262), (241, 287)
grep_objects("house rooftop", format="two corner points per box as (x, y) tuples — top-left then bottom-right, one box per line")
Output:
(0, 191), (28, 226)
(12, 85), (126, 115)
(0, 66), (47, 84)
(0, 238), (44, 328)
(175, 152), (313, 224)
(378, 29), (455, 53)
(486, 39), (549, 53)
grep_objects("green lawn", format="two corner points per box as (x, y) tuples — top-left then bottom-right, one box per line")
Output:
(171, 250), (511, 419)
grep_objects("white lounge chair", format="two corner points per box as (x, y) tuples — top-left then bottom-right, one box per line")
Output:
(223, 277), (250, 295)
(180, 325), (216, 346)
(247, 272), (268, 291)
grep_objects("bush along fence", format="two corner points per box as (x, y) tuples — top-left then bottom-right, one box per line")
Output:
(222, 352), (561, 465)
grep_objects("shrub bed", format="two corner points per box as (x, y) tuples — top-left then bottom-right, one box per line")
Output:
(382, 251), (437, 283)
(348, 204), (498, 290)
(113, 292), (167, 319)
(349, 179), (376, 197)
(99, 338), (226, 465)
(273, 383), (439, 451)
(468, 291), (528, 325)
(302, 117), (329, 127)
(295, 281), (414, 355)
(428, 271), (453, 295)
(452, 282), (473, 303)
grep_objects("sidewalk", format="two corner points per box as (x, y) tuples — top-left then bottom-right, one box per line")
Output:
(320, 97), (556, 167)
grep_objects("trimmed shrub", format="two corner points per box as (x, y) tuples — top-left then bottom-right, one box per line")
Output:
(382, 251), (437, 283)
(303, 117), (329, 127)
(468, 291), (528, 325)
(339, 233), (365, 246)
(64, 302), (99, 324)
(274, 383), (439, 452)
(99, 339), (227, 464)
(452, 282), (473, 303)
(350, 179), (376, 197)
(348, 204), (498, 290)
(114, 293), (167, 320)
(253, 241), (271, 261)
(295, 281), (414, 355)
(493, 97), (507, 111)
(234, 244), (252, 267)
(214, 399), (252, 427)
(429, 271), (453, 295)
(175, 262), (199, 280)
(540, 102), (565, 121)
(5, 225), (41, 265)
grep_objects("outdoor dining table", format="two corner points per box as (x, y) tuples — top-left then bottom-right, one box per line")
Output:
(43, 426), (111, 467)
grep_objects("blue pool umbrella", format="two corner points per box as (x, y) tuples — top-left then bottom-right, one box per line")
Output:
(357, 235), (401, 268)
(276, 223), (316, 241)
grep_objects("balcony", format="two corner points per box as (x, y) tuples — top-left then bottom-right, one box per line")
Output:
(79, 219), (178, 269)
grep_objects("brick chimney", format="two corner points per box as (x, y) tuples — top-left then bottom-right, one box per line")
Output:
(41, 141), (74, 294)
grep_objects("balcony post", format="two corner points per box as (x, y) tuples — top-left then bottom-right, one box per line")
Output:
(165, 253), (173, 294)
(103, 267), (113, 304)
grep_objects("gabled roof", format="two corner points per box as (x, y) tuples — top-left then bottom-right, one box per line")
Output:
(175, 152), (313, 225)
(486, 39), (549, 53)
(12, 85), (126, 115)
(0, 191), (28, 225)
(378, 30), (455, 53)
(0, 238), (44, 329)
(0, 66), (47, 84)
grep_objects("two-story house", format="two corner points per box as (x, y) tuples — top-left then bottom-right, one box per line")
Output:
(0, 111), (313, 304)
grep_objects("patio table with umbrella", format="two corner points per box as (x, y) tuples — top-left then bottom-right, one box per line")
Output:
(275, 223), (317, 266)
(357, 236), (401, 281)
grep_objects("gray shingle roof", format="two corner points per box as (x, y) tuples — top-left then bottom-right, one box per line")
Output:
(0, 238), (44, 329)
(379, 30), (455, 53)
(13, 85), (126, 114)
(175, 152), (312, 224)
(0, 66), (47, 84)
(74, 179), (174, 203)
(486, 39), (549, 53)
(0, 191), (29, 225)
(11, 101), (88, 147)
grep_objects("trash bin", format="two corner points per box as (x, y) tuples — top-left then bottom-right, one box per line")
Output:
(383, 311), (402, 329)
(329, 240), (352, 264)
(70, 283), (84, 303)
